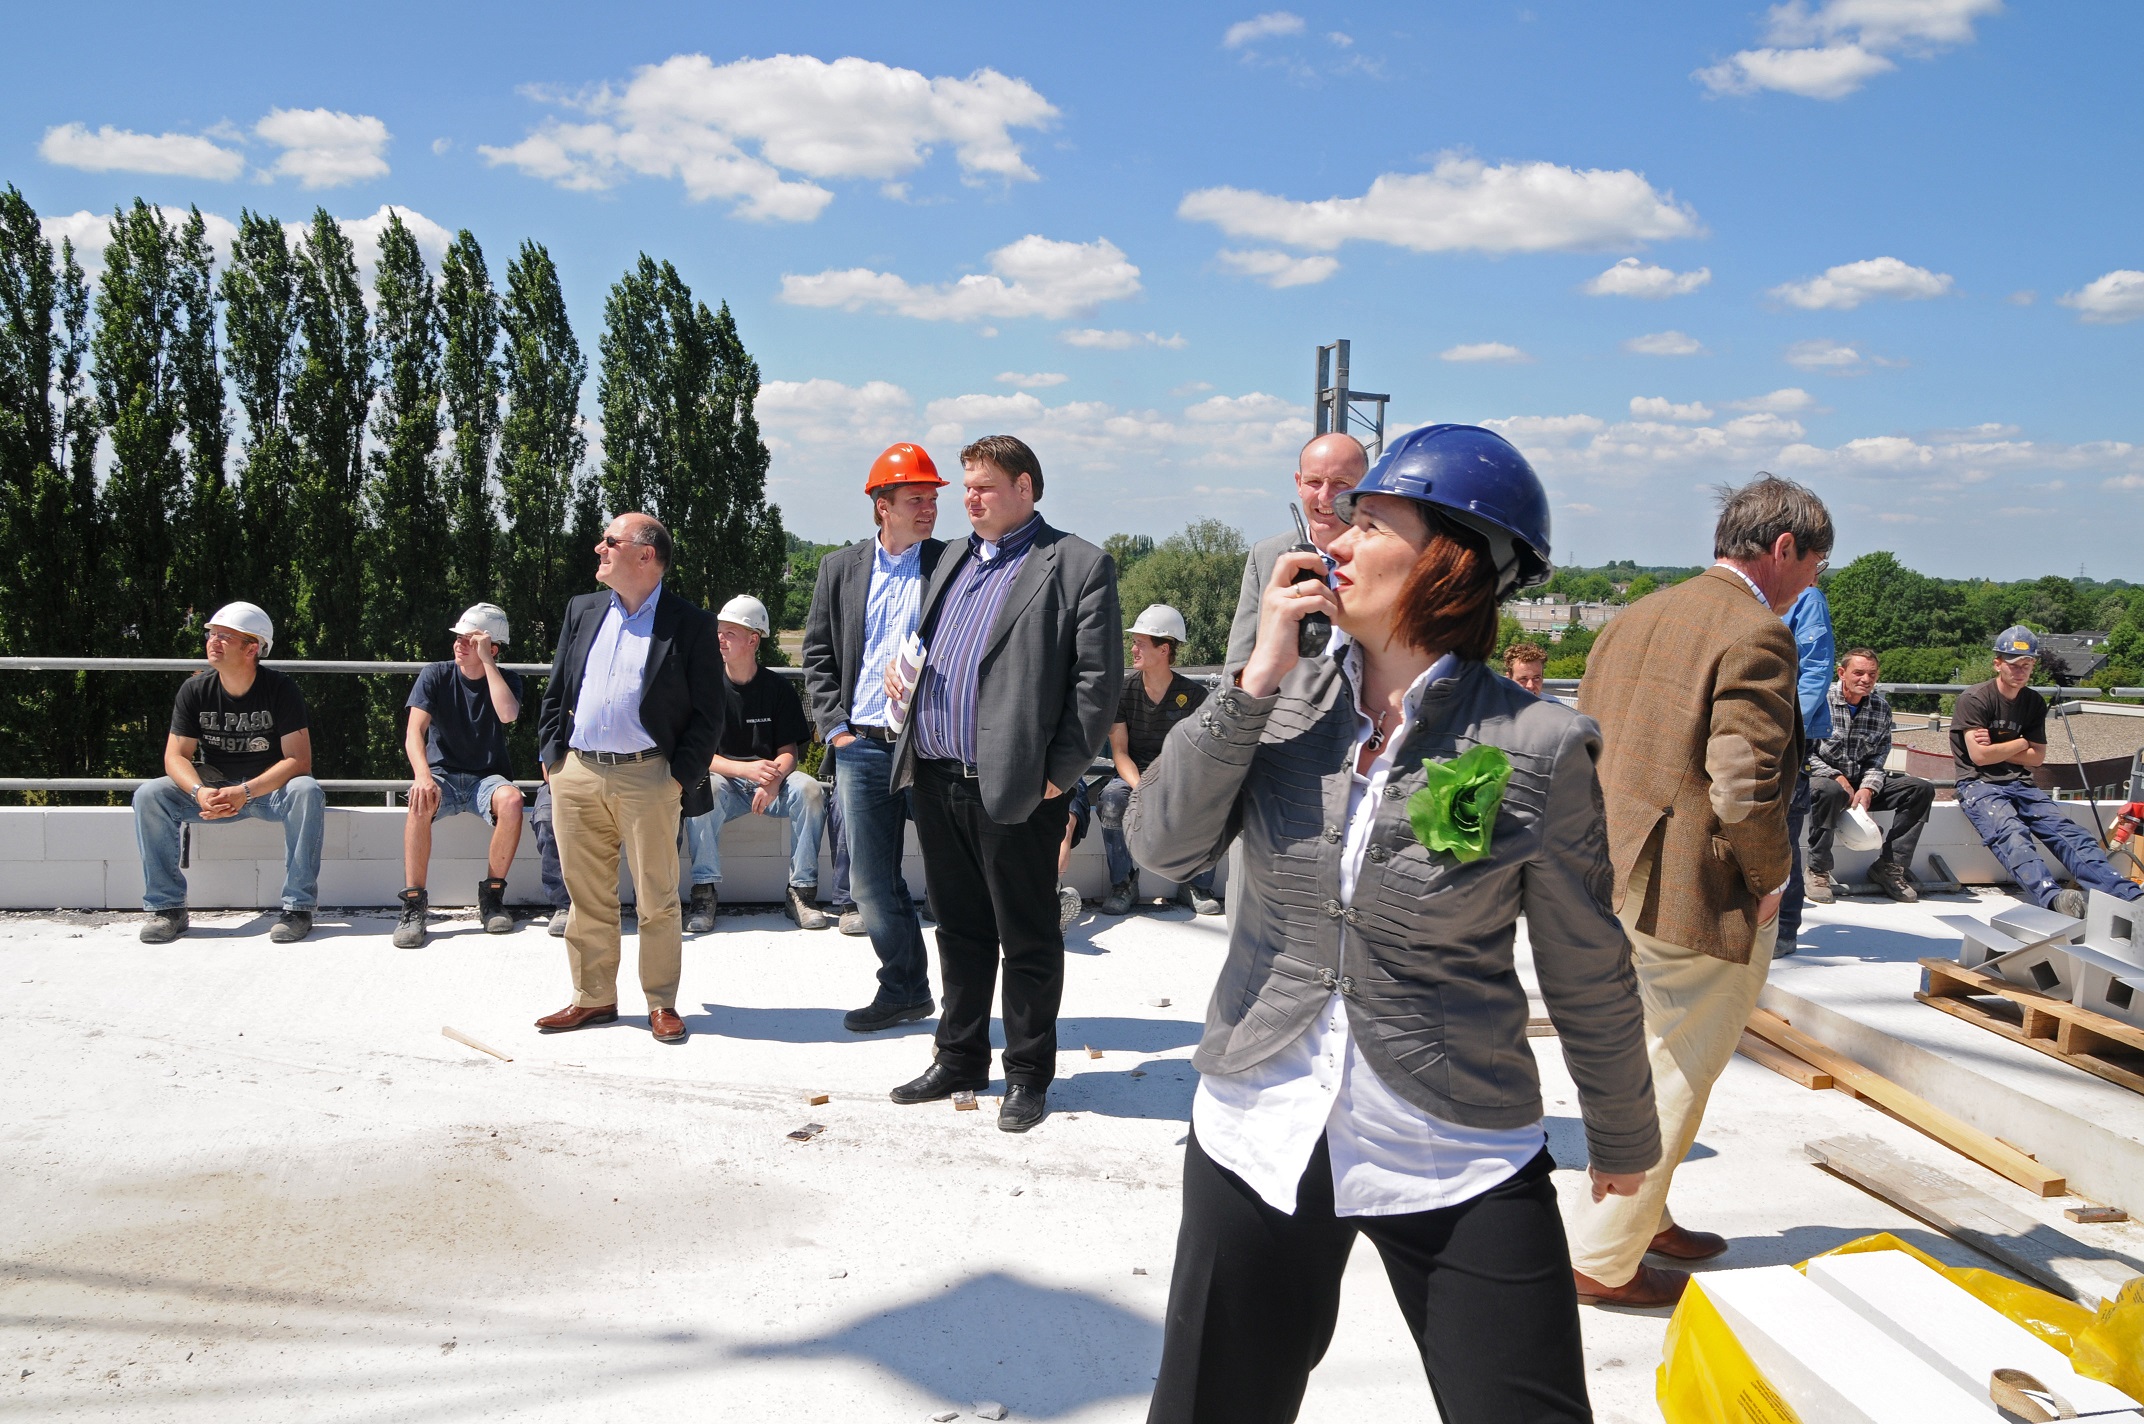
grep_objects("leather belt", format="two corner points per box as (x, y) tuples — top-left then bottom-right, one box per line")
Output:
(919, 757), (979, 779)
(849, 724), (894, 743)
(576, 747), (663, 766)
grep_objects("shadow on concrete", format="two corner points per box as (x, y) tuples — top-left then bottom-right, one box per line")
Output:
(1544, 1117), (1715, 1171)
(686, 1003), (937, 1042)
(1054, 1060), (1199, 1121)
(1792, 921), (1954, 964)
(738, 1268), (1160, 1418)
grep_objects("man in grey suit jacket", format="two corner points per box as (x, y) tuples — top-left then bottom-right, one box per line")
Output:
(1224, 432), (1369, 669)
(886, 434), (1122, 1132)
(801, 443), (947, 1032)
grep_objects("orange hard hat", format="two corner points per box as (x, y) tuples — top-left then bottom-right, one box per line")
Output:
(865, 443), (945, 494)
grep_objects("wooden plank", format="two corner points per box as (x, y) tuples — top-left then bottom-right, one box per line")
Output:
(441, 1025), (511, 1062)
(1913, 984), (2144, 1099)
(1525, 1015), (1557, 1038)
(1749, 1008), (2066, 1196)
(1805, 1135), (2134, 1310)
(1736, 1030), (1833, 1089)
(1922, 957), (2144, 1054)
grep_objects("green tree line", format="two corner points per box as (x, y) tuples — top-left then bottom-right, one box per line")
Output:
(0, 187), (785, 795)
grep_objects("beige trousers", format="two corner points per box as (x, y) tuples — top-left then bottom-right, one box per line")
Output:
(552, 750), (685, 1012)
(1566, 853), (1775, 1287)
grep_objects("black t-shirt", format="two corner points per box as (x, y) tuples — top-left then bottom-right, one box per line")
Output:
(408, 662), (524, 778)
(1951, 680), (2046, 785)
(170, 667), (310, 783)
(1116, 671), (1209, 773)
(722, 666), (812, 763)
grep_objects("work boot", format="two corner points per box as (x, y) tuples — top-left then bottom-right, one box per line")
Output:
(1869, 860), (1918, 904)
(686, 882), (718, 933)
(478, 877), (513, 933)
(546, 906), (569, 938)
(838, 906), (866, 936)
(270, 910), (313, 944)
(2052, 887), (2089, 919)
(1101, 876), (1137, 916)
(140, 909), (189, 944)
(1184, 884), (1223, 917)
(392, 888), (429, 948)
(785, 884), (829, 930)
(1804, 870), (1835, 905)
(1058, 884), (1082, 932)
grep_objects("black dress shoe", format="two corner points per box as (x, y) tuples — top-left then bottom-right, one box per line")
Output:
(844, 998), (935, 1033)
(890, 1062), (989, 1104)
(998, 1084), (1048, 1133)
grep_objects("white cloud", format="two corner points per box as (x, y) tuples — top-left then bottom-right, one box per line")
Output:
(759, 377), (919, 453)
(1178, 153), (1700, 254)
(1630, 396), (1714, 421)
(38, 123), (245, 181)
(255, 108), (391, 188)
(995, 370), (1068, 387)
(1223, 11), (1305, 48)
(330, 204), (452, 278)
(1215, 248), (1340, 287)
(1623, 330), (1705, 356)
(1582, 256), (1711, 298)
(1770, 255), (1951, 310)
(1328, 31), (1354, 47)
(481, 53), (1056, 221)
(1698, 0), (2000, 99)
(1785, 338), (1863, 370)
(1058, 328), (1187, 350)
(1440, 342), (1531, 364)
(39, 207), (239, 276)
(1482, 414), (1606, 444)
(37, 204), (441, 288)
(779, 235), (1140, 322)
(2059, 270), (2144, 325)
(1726, 387), (1816, 413)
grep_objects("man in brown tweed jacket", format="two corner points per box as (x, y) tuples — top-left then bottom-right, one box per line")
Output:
(1566, 474), (1831, 1307)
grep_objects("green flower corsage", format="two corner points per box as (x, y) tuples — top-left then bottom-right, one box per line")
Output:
(1405, 745), (1512, 863)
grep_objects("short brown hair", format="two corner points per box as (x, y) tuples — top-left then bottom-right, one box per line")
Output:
(1393, 510), (1501, 662)
(1713, 473), (1832, 561)
(961, 434), (1043, 500)
(1840, 646), (1880, 669)
(1503, 641), (1548, 671)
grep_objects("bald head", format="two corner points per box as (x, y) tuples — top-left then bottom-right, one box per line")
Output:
(1296, 433), (1369, 549)
(594, 510), (672, 606)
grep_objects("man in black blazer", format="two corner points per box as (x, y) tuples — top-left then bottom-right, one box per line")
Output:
(801, 443), (948, 1033)
(887, 435), (1122, 1131)
(533, 512), (723, 1045)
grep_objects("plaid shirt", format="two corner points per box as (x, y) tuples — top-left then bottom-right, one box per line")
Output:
(1807, 682), (1891, 793)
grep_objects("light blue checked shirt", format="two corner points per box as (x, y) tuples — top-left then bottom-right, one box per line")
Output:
(569, 583), (662, 754)
(911, 514), (1043, 766)
(837, 536), (927, 738)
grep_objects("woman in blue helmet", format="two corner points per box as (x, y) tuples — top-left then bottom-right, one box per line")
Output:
(1128, 425), (1658, 1422)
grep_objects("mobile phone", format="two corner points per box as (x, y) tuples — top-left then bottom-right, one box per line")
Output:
(1287, 505), (1333, 658)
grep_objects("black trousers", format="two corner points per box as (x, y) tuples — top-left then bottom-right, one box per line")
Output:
(911, 762), (1070, 1089)
(1807, 773), (1935, 875)
(1149, 1133), (1592, 1424)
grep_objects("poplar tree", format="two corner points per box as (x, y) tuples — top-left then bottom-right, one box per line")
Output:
(172, 207), (232, 624)
(0, 187), (59, 773)
(220, 210), (300, 620)
(498, 240), (593, 660)
(439, 229), (500, 612)
(364, 211), (445, 662)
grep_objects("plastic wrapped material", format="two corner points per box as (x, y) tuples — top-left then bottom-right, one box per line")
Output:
(1657, 1232), (2144, 1421)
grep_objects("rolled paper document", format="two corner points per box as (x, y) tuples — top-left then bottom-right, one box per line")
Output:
(887, 632), (927, 733)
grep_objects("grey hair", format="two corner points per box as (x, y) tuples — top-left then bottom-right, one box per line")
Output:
(1713, 474), (1833, 561)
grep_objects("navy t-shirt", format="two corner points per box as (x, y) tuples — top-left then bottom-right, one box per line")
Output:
(171, 667), (310, 782)
(408, 662), (523, 778)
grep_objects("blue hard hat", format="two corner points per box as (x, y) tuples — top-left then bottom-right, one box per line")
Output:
(1992, 625), (2041, 659)
(1333, 423), (1552, 595)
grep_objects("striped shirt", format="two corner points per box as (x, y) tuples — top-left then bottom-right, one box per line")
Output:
(1808, 683), (1894, 793)
(911, 514), (1043, 766)
(839, 536), (927, 736)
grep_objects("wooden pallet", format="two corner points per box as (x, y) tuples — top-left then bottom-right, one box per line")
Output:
(1917, 957), (2144, 1097)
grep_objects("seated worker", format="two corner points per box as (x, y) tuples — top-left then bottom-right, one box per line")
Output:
(396, 603), (528, 947)
(132, 602), (324, 944)
(1805, 647), (1934, 904)
(1954, 627), (2143, 917)
(683, 595), (830, 931)
(1503, 640), (1548, 696)
(1098, 605), (1220, 916)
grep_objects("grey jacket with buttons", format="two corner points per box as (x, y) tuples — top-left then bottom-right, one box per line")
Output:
(1126, 655), (1661, 1175)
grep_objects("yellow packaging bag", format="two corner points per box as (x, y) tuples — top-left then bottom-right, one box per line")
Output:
(1656, 1232), (2144, 1421)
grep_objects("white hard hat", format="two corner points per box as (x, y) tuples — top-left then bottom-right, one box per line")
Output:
(717, 594), (771, 637)
(1836, 805), (1884, 853)
(1130, 604), (1188, 644)
(206, 601), (274, 656)
(449, 602), (510, 646)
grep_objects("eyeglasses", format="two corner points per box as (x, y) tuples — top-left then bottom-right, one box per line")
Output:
(204, 629), (256, 646)
(599, 534), (643, 549)
(1814, 559), (1830, 579)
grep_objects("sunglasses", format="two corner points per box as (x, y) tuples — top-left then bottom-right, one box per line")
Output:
(599, 534), (645, 549)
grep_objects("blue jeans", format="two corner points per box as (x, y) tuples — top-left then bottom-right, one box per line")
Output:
(133, 774), (326, 912)
(424, 770), (515, 825)
(531, 779), (569, 910)
(1956, 779), (2143, 909)
(825, 751), (853, 909)
(834, 736), (930, 1007)
(685, 771), (825, 889)
(1777, 773), (1811, 946)
(1097, 776), (1215, 894)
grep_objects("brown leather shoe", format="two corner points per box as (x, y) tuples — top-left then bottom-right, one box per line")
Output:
(649, 1007), (687, 1044)
(1573, 1263), (1689, 1307)
(535, 1003), (618, 1033)
(1648, 1224), (1729, 1261)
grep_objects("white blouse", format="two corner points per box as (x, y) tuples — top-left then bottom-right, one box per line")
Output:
(1191, 642), (1546, 1217)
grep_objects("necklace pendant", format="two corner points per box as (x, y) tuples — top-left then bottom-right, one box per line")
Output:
(1366, 727), (1387, 753)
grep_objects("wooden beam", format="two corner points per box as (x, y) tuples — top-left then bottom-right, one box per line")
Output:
(1749, 1008), (2065, 1196)
(441, 1025), (511, 1062)
(1806, 1135), (2132, 1310)
(1736, 1030), (1833, 1089)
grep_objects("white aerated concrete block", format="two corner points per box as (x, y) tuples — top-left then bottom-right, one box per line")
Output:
(0, 809), (44, 861)
(173, 861), (259, 909)
(185, 816), (290, 858)
(2083, 890), (2144, 967)
(1991, 903), (2084, 946)
(5, 861), (108, 911)
(1936, 914), (2031, 970)
(342, 807), (409, 860)
(2069, 944), (2144, 1031)
(1805, 1250), (2142, 1418)
(104, 856), (145, 908)
(1696, 1265), (1993, 1423)
(1989, 941), (2082, 998)
(42, 808), (137, 860)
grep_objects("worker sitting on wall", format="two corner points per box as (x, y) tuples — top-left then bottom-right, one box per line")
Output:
(1804, 647), (1933, 905)
(1097, 604), (1220, 917)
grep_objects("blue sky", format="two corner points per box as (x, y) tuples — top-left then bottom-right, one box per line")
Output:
(10, 1), (2142, 580)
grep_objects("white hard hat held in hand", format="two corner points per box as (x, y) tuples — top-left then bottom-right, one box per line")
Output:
(450, 602), (511, 646)
(1130, 604), (1189, 644)
(717, 594), (772, 637)
(206, 602), (275, 655)
(1837, 805), (1883, 852)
